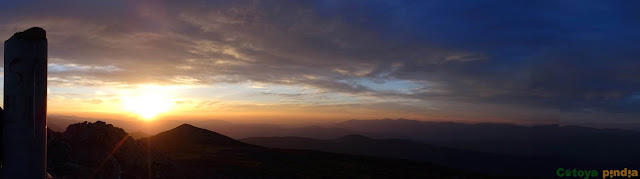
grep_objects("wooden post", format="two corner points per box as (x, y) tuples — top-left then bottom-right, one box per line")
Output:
(1, 27), (48, 178)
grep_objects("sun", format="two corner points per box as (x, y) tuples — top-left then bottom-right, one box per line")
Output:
(122, 91), (173, 120)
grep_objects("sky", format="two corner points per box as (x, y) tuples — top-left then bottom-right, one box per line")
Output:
(0, 0), (639, 126)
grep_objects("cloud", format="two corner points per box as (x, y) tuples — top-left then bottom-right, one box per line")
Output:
(1, 0), (640, 121)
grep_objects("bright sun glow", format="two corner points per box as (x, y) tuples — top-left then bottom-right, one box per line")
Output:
(122, 88), (174, 120)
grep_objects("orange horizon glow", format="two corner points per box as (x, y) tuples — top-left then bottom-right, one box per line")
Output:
(39, 83), (570, 125)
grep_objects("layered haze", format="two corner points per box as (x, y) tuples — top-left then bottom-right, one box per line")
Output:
(1, 0), (639, 126)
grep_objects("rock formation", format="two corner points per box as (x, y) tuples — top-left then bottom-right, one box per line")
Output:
(47, 121), (176, 179)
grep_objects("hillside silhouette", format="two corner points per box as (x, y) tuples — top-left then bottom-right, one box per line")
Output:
(47, 121), (175, 178)
(242, 134), (574, 177)
(142, 124), (249, 149)
(47, 121), (498, 178)
(48, 117), (640, 173)
(332, 119), (640, 168)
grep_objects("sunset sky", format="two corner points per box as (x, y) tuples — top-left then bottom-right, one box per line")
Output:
(1, 0), (639, 125)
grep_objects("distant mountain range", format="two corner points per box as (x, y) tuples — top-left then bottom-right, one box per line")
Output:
(47, 121), (498, 178)
(48, 117), (640, 177)
(331, 119), (640, 168)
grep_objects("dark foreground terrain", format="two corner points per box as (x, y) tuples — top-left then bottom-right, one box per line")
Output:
(47, 117), (640, 178)
(46, 121), (498, 178)
(241, 135), (563, 177)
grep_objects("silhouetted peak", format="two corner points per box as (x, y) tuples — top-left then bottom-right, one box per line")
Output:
(175, 123), (199, 130)
(65, 121), (125, 136)
(166, 123), (217, 135)
(336, 134), (371, 141)
(62, 121), (132, 148)
(151, 123), (246, 146)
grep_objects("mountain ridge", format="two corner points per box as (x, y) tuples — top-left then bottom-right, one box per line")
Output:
(241, 134), (560, 177)
(140, 123), (251, 151)
(139, 122), (500, 178)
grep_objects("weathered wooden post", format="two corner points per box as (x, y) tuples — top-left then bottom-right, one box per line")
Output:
(1, 27), (48, 178)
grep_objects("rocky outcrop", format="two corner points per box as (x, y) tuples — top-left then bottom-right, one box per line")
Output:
(47, 121), (176, 179)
